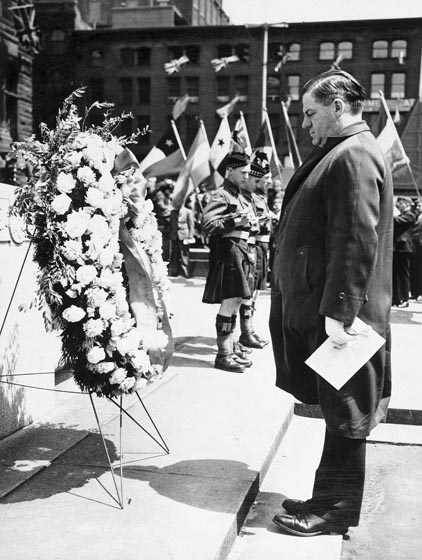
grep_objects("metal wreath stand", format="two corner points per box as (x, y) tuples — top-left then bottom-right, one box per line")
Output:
(0, 239), (170, 510)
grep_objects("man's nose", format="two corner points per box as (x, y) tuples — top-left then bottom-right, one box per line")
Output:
(302, 117), (309, 129)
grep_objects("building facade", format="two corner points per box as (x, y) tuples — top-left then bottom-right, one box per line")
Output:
(32, 6), (422, 190)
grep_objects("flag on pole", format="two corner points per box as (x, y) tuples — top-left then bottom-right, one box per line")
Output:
(281, 101), (302, 170)
(254, 112), (284, 180)
(231, 112), (252, 155)
(139, 121), (185, 179)
(164, 55), (189, 75)
(216, 94), (240, 118)
(172, 121), (211, 209)
(375, 92), (410, 173)
(210, 116), (232, 187)
(211, 54), (240, 72)
(172, 93), (190, 121)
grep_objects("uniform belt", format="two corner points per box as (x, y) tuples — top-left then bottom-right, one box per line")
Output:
(222, 230), (249, 240)
(255, 234), (270, 242)
(248, 236), (256, 245)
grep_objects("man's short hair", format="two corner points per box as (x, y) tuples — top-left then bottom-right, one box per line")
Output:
(303, 70), (366, 115)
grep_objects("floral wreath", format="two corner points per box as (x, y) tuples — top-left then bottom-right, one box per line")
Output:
(10, 89), (170, 398)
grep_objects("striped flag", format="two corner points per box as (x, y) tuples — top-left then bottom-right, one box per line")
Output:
(231, 112), (252, 155)
(139, 122), (185, 179)
(210, 116), (232, 187)
(172, 93), (190, 121)
(375, 92), (409, 173)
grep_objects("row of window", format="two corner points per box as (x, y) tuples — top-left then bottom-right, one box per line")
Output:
(118, 71), (407, 106)
(88, 39), (408, 67)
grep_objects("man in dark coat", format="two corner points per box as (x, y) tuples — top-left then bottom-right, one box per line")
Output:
(392, 196), (416, 307)
(202, 152), (256, 372)
(270, 70), (393, 536)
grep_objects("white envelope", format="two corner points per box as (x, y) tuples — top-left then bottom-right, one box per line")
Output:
(305, 318), (386, 390)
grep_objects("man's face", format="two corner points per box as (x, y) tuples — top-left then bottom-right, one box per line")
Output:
(396, 199), (411, 213)
(228, 164), (250, 188)
(302, 92), (339, 147)
(244, 176), (260, 194)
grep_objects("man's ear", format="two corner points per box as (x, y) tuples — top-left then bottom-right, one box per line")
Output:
(333, 98), (345, 117)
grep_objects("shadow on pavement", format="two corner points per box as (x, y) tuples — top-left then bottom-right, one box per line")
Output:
(172, 336), (216, 368)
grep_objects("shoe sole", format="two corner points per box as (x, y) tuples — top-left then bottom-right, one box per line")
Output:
(272, 517), (346, 537)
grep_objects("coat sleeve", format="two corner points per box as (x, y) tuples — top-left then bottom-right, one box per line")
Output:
(319, 141), (384, 325)
(201, 190), (235, 236)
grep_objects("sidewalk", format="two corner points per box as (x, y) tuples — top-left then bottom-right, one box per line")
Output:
(0, 278), (294, 560)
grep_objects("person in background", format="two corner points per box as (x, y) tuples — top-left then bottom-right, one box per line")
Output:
(152, 179), (174, 261)
(168, 196), (195, 278)
(270, 70), (393, 537)
(410, 198), (422, 302)
(202, 152), (256, 373)
(392, 196), (416, 308)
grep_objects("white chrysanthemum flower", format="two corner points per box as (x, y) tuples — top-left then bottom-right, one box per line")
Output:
(84, 318), (105, 338)
(76, 264), (97, 286)
(77, 165), (96, 184)
(64, 210), (91, 238)
(64, 151), (83, 168)
(85, 187), (105, 209)
(99, 301), (117, 321)
(131, 349), (151, 371)
(98, 171), (115, 194)
(51, 193), (72, 215)
(88, 214), (111, 241)
(62, 305), (86, 323)
(95, 361), (116, 374)
(119, 376), (136, 392)
(61, 239), (83, 261)
(110, 367), (126, 385)
(98, 247), (115, 268)
(87, 346), (106, 364)
(56, 171), (76, 193)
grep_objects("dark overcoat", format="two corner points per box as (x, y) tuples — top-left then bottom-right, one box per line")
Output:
(269, 122), (393, 439)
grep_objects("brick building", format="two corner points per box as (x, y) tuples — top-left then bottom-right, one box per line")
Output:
(32, 3), (422, 190)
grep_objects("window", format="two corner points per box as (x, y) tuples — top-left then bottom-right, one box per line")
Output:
(319, 42), (335, 60)
(287, 75), (300, 101)
(268, 43), (282, 62)
(185, 77), (199, 100)
(370, 73), (385, 98)
(235, 43), (250, 62)
(391, 40), (407, 61)
(168, 77), (181, 99)
(120, 48), (135, 66)
(234, 75), (249, 100)
(169, 46), (184, 60)
(50, 29), (66, 55)
(288, 43), (301, 61)
(372, 40), (388, 58)
(91, 49), (103, 67)
(391, 73), (406, 98)
(138, 78), (150, 104)
(120, 78), (133, 105)
(217, 44), (233, 58)
(136, 47), (151, 66)
(185, 45), (200, 64)
(338, 41), (353, 60)
(137, 116), (150, 146)
(267, 75), (280, 102)
(216, 75), (230, 101)
(88, 78), (103, 104)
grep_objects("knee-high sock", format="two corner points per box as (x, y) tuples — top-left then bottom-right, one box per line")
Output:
(239, 303), (254, 335)
(215, 314), (233, 356)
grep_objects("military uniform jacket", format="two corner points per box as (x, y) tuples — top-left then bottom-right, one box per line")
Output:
(269, 122), (394, 439)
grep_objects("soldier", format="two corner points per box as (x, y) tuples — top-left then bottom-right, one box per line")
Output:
(202, 152), (256, 373)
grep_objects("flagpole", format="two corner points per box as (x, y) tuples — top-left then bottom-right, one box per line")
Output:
(281, 101), (302, 167)
(171, 119), (187, 160)
(239, 110), (252, 154)
(379, 91), (421, 197)
(262, 23), (268, 123)
(263, 109), (283, 178)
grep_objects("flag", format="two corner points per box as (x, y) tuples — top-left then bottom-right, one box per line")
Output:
(393, 100), (401, 125)
(330, 53), (345, 70)
(210, 116), (231, 187)
(211, 54), (240, 72)
(139, 122), (185, 179)
(164, 55), (189, 75)
(274, 46), (290, 72)
(253, 119), (273, 163)
(172, 122), (211, 209)
(216, 94), (240, 118)
(375, 93), (409, 173)
(281, 101), (302, 170)
(172, 93), (190, 121)
(231, 112), (252, 155)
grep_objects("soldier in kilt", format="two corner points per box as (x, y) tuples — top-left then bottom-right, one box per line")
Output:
(238, 152), (272, 349)
(202, 152), (257, 372)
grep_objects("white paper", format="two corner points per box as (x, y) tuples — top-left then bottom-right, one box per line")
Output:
(305, 318), (386, 390)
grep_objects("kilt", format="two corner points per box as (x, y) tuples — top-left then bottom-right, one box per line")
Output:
(202, 237), (252, 303)
(254, 241), (269, 291)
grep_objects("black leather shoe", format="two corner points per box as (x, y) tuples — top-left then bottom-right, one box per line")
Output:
(233, 354), (253, 367)
(215, 355), (245, 373)
(239, 333), (266, 349)
(252, 331), (269, 346)
(282, 498), (312, 515)
(235, 342), (252, 354)
(272, 512), (348, 537)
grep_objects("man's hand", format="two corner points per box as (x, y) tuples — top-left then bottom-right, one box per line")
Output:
(325, 316), (371, 349)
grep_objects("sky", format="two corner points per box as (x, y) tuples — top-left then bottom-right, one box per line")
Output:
(223, 0), (422, 25)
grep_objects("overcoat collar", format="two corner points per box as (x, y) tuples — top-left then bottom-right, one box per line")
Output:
(281, 121), (370, 211)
